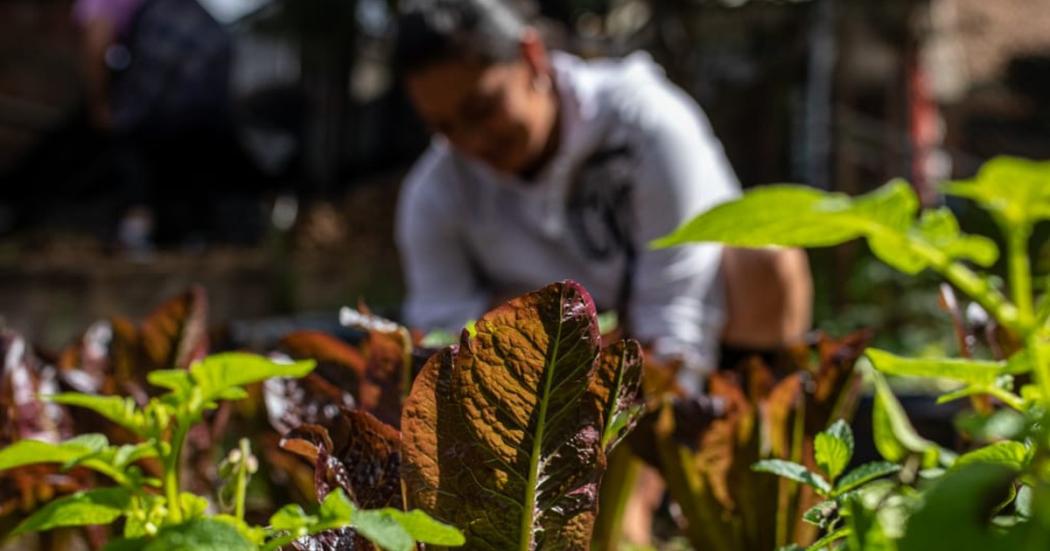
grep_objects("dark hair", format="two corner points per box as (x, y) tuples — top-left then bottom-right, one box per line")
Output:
(394, 0), (528, 74)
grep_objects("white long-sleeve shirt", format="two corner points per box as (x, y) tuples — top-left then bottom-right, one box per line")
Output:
(396, 52), (740, 385)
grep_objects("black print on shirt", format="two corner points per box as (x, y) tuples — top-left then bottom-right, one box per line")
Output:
(567, 145), (635, 261)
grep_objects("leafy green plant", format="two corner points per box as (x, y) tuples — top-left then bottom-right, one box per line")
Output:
(0, 352), (462, 550)
(657, 155), (1050, 549)
(753, 419), (900, 549)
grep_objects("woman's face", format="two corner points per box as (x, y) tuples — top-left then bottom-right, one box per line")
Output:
(406, 53), (557, 175)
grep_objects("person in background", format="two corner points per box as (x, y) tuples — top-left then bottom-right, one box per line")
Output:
(393, 0), (811, 544)
(395, 0), (738, 394)
(73, 0), (254, 248)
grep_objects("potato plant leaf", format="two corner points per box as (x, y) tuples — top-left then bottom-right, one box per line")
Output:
(870, 371), (953, 468)
(188, 353), (315, 403)
(149, 353), (315, 421)
(802, 497), (835, 528)
(806, 526), (848, 551)
(653, 180), (997, 275)
(814, 420), (853, 481)
(105, 518), (255, 551)
(833, 462), (900, 496)
(943, 156), (1050, 229)
(44, 394), (149, 436)
(0, 434), (109, 471)
(913, 208), (999, 267)
(265, 489), (462, 551)
(402, 281), (617, 550)
(953, 441), (1030, 472)
(802, 499), (836, 529)
(12, 487), (131, 535)
(898, 464), (1019, 551)
(752, 459), (832, 496)
(866, 349), (1004, 386)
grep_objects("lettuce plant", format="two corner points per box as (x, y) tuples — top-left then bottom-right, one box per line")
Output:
(401, 280), (643, 550)
(0, 352), (462, 550)
(657, 156), (1050, 549)
(631, 332), (869, 550)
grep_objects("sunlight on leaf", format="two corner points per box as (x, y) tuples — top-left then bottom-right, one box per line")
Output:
(13, 488), (131, 535)
(753, 459), (832, 496)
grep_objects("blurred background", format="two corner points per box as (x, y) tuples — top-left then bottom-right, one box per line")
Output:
(0, 0), (1048, 356)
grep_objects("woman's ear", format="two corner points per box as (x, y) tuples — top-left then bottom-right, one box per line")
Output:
(520, 27), (551, 81)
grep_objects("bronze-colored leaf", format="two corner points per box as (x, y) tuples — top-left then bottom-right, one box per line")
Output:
(1, 330), (69, 443)
(280, 424), (334, 465)
(590, 340), (643, 452)
(264, 374), (355, 435)
(139, 286), (208, 372)
(359, 331), (408, 428)
(0, 330), (91, 520)
(402, 281), (621, 550)
(282, 410), (402, 510)
(278, 331), (366, 404)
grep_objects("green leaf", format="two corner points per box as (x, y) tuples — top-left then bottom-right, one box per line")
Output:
(111, 441), (160, 469)
(378, 509), (465, 547)
(955, 409), (1027, 443)
(953, 441), (1030, 471)
(44, 394), (147, 436)
(943, 156), (1050, 229)
(0, 434), (108, 471)
(834, 462), (901, 496)
(803, 499), (838, 528)
(652, 185), (869, 249)
(180, 492), (209, 519)
(913, 207), (999, 267)
(318, 488), (355, 523)
(188, 353), (315, 407)
(752, 459), (832, 495)
(210, 514), (267, 545)
(815, 420), (854, 481)
(12, 487), (131, 535)
(269, 504), (316, 532)
(870, 371), (953, 468)
(216, 387), (249, 401)
(1016, 485), (1033, 518)
(899, 464), (1018, 551)
(147, 369), (193, 395)
(807, 526), (849, 551)
(401, 281), (616, 549)
(653, 180), (998, 277)
(352, 509), (467, 551)
(352, 509), (415, 551)
(844, 495), (895, 551)
(866, 349), (1004, 386)
(104, 518), (255, 551)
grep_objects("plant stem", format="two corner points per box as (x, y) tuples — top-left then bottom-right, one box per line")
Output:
(235, 438), (250, 522)
(1006, 225), (1035, 330)
(1028, 333), (1050, 408)
(986, 387), (1026, 412)
(908, 239), (1027, 337)
(164, 421), (189, 524)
